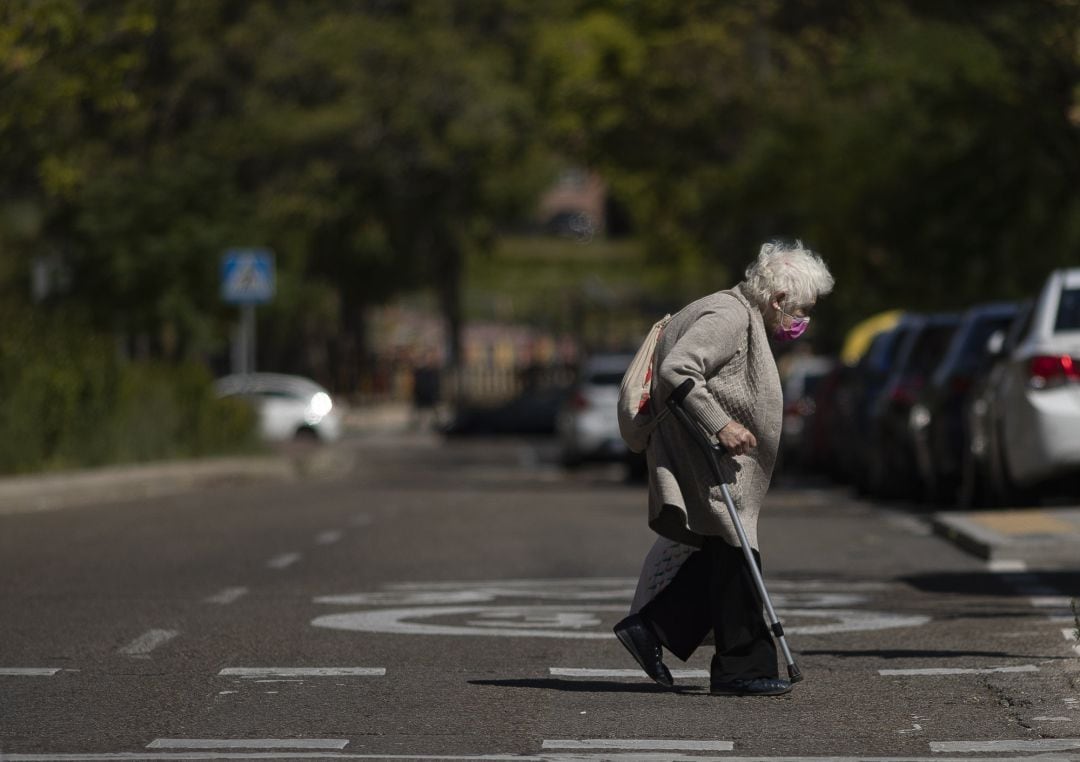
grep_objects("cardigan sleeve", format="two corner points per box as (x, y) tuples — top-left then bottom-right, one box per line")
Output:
(657, 298), (749, 436)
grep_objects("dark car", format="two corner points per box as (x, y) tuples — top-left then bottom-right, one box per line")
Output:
(843, 316), (920, 491)
(812, 360), (859, 474)
(909, 303), (1020, 503)
(863, 313), (961, 499)
(958, 301), (1034, 507)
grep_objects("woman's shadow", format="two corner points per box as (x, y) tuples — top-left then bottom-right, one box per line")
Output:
(468, 677), (705, 695)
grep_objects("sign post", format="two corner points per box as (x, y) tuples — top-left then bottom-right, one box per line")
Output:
(221, 249), (275, 375)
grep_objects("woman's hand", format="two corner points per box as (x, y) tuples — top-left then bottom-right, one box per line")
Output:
(717, 421), (757, 456)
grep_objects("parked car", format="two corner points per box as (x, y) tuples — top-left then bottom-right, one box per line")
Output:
(962, 269), (1080, 504)
(214, 373), (343, 443)
(844, 315), (919, 491)
(864, 313), (960, 499)
(959, 302), (1033, 506)
(556, 353), (635, 469)
(443, 386), (567, 436)
(805, 361), (854, 478)
(779, 354), (835, 471)
(909, 302), (1019, 503)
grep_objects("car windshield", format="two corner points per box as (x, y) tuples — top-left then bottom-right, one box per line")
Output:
(908, 324), (957, 375)
(956, 315), (1015, 371)
(1055, 288), (1080, 331)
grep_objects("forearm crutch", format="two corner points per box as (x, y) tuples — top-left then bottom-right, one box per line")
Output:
(666, 378), (803, 683)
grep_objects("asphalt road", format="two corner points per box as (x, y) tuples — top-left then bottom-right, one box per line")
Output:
(1, 432), (1079, 762)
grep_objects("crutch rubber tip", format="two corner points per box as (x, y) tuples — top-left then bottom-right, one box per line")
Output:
(788, 664), (804, 683)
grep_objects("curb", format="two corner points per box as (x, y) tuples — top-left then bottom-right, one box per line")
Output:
(0, 454), (313, 517)
(932, 508), (1080, 568)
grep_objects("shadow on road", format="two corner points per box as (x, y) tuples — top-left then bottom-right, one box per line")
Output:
(901, 570), (1080, 596)
(802, 648), (1067, 660)
(468, 678), (693, 694)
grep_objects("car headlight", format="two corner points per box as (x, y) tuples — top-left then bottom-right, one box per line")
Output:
(308, 392), (333, 421)
(909, 404), (931, 430)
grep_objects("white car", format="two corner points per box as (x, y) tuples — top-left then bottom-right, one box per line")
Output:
(214, 373), (343, 443)
(557, 353), (634, 467)
(984, 269), (1080, 491)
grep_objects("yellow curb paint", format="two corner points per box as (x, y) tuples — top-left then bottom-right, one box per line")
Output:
(969, 511), (1078, 536)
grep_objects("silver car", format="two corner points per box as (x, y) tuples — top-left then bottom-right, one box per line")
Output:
(966, 269), (1080, 502)
(214, 373), (343, 443)
(556, 353), (634, 467)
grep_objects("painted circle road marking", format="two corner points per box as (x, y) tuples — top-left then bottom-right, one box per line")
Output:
(309, 577), (930, 639)
(310, 604), (929, 639)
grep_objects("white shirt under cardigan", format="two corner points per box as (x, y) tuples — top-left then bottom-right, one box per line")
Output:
(645, 282), (783, 552)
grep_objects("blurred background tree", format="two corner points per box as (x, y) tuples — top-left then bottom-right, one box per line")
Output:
(0, 0), (1077, 446)
(534, 0), (1080, 347)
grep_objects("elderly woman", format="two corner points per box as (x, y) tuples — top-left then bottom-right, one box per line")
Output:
(614, 240), (834, 697)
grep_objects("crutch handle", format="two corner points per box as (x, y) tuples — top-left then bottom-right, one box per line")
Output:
(666, 379), (729, 457)
(668, 378), (695, 406)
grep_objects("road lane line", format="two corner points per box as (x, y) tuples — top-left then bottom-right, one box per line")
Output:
(267, 553), (302, 570)
(986, 559), (1027, 572)
(0, 668), (61, 676)
(542, 739), (734, 751)
(118, 629), (179, 657)
(204, 587), (249, 605)
(550, 668), (709, 679)
(1, 753), (1058, 761)
(315, 530), (343, 545)
(880, 665), (1039, 676)
(147, 740), (349, 750)
(930, 738), (1080, 752)
(218, 667), (385, 678)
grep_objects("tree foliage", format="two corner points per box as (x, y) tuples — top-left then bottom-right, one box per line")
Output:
(1, 0), (1076, 366)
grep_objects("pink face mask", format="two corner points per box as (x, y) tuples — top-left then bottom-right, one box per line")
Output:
(774, 307), (810, 342)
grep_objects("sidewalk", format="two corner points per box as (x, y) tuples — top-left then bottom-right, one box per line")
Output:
(933, 506), (1080, 568)
(0, 443), (361, 517)
(0, 403), (413, 517)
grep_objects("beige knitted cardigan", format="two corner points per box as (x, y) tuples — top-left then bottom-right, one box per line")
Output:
(646, 282), (783, 550)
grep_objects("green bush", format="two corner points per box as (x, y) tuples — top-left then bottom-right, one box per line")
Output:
(0, 307), (257, 475)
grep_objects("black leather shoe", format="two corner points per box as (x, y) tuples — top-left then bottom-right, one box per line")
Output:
(613, 614), (674, 688)
(710, 677), (792, 696)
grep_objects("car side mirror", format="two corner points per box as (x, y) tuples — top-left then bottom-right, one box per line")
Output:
(985, 329), (1006, 358)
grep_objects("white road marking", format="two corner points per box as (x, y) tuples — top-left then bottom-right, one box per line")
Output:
(1028, 595), (1072, 608)
(1064, 628), (1078, 641)
(218, 667), (385, 678)
(880, 665), (1038, 676)
(204, 587), (249, 605)
(267, 553), (302, 570)
(550, 668), (709, 679)
(315, 530), (343, 545)
(1033, 716), (1072, 721)
(2, 754), (1068, 761)
(542, 740), (734, 751)
(311, 604), (929, 639)
(987, 559), (1027, 572)
(147, 741), (349, 750)
(929, 738), (1080, 752)
(0, 668), (61, 676)
(118, 629), (179, 657)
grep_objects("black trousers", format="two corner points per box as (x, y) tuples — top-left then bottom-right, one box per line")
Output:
(639, 537), (778, 682)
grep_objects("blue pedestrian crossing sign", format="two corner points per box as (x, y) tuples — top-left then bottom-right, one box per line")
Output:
(221, 249), (275, 304)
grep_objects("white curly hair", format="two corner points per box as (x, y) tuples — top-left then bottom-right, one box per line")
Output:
(743, 240), (834, 310)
